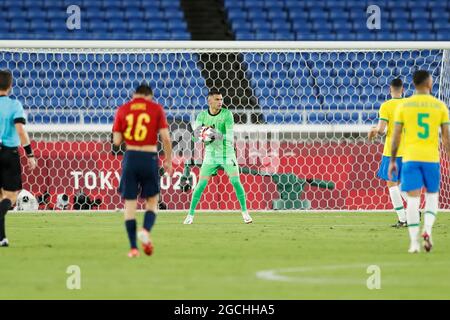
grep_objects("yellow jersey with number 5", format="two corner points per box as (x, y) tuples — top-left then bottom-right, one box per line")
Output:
(378, 98), (405, 157)
(394, 94), (449, 163)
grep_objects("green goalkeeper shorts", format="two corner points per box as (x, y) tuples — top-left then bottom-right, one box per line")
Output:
(199, 163), (240, 177)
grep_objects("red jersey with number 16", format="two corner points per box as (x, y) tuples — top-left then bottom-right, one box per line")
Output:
(112, 97), (168, 146)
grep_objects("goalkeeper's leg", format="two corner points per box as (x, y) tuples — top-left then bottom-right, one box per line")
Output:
(187, 177), (209, 217)
(185, 164), (217, 224)
(225, 164), (252, 224)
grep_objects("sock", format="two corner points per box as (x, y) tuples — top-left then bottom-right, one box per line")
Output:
(0, 199), (12, 240)
(398, 184), (408, 203)
(389, 186), (406, 222)
(230, 176), (248, 212)
(125, 219), (137, 249)
(189, 179), (208, 216)
(143, 211), (156, 232)
(424, 193), (438, 236)
(406, 196), (421, 244)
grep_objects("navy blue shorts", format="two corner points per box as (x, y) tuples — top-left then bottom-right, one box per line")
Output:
(119, 151), (160, 200)
(377, 156), (403, 182)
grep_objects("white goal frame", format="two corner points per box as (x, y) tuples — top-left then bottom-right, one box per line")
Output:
(1, 41), (450, 213)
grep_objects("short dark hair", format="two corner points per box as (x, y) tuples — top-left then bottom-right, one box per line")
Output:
(390, 78), (403, 89)
(413, 70), (431, 87)
(0, 70), (13, 91)
(135, 83), (153, 96)
(208, 88), (222, 97)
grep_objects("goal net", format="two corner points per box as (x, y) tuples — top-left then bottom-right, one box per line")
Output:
(1, 41), (449, 211)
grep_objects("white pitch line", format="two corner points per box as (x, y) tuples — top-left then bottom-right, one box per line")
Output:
(256, 262), (411, 285)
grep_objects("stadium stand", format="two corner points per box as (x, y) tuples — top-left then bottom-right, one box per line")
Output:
(0, 0), (447, 124)
(227, 0), (450, 41)
(0, 0), (191, 40)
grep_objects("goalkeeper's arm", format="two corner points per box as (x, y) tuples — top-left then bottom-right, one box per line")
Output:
(193, 126), (223, 142)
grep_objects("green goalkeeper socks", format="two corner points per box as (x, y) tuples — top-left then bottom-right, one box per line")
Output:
(230, 176), (248, 212)
(189, 179), (208, 216)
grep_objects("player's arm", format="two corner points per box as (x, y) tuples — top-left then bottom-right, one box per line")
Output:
(441, 124), (450, 157)
(113, 132), (123, 146)
(160, 128), (173, 175)
(192, 112), (204, 141)
(390, 123), (402, 160)
(222, 111), (234, 142)
(14, 118), (36, 170)
(388, 105), (404, 179)
(368, 103), (388, 140)
(387, 122), (403, 180)
(368, 120), (387, 140)
(158, 107), (173, 175)
(441, 104), (450, 157)
(112, 109), (124, 147)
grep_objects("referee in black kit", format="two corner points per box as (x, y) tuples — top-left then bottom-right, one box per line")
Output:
(0, 70), (36, 246)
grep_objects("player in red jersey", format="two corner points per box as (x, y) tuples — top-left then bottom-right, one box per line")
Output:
(113, 84), (172, 258)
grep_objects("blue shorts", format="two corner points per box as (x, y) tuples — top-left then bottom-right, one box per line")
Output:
(377, 156), (403, 182)
(119, 151), (160, 200)
(401, 161), (440, 193)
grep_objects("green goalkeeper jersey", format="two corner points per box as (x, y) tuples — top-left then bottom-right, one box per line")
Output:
(195, 108), (237, 165)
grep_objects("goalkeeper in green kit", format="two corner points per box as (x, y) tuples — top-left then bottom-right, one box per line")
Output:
(183, 89), (253, 225)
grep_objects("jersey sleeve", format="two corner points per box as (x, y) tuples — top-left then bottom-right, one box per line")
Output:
(192, 112), (204, 142)
(195, 112), (204, 128)
(441, 103), (450, 125)
(158, 106), (169, 130)
(224, 110), (234, 143)
(378, 102), (389, 122)
(13, 100), (26, 124)
(394, 104), (404, 124)
(112, 108), (124, 133)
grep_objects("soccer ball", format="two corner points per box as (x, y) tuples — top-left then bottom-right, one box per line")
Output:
(199, 126), (214, 142)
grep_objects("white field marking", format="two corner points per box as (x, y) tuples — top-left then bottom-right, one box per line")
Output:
(256, 263), (412, 285)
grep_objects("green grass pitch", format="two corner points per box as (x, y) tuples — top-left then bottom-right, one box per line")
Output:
(1, 212), (450, 299)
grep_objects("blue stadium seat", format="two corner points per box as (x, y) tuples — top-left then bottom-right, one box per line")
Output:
(416, 32), (436, 41)
(274, 32), (295, 40)
(124, 9), (145, 20)
(267, 10), (288, 21)
(289, 10), (309, 20)
(9, 20), (29, 32)
(248, 9), (267, 20)
(426, 1), (448, 10)
(430, 10), (449, 20)
(437, 33), (450, 40)
(235, 31), (254, 40)
(295, 33), (316, 40)
(389, 10), (410, 20)
(292, 19), (312, 31)
(104, 11), (123, 20)
(308, 10), (329, 20)
(316, 33), (336, 40)
(27, 10), (48, 20)
(413, 19), (434, 31)
(163, 9), (184, 20)
(376, 32), (397, 41)
(243, 0), (265, 9)
(332, 20), (353, 31)
(335, 33), (356, 40)
(329, 9), (349, 19)
(144, 10), (164, 20)
(228, 9), (247, 20)
(410, 10), (430, 20)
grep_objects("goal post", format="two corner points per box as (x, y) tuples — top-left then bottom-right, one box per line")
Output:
(1, 41), (449, 212)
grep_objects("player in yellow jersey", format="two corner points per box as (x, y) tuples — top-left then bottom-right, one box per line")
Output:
(369, 78), (407, 228)
(389, 70), (450, 253)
